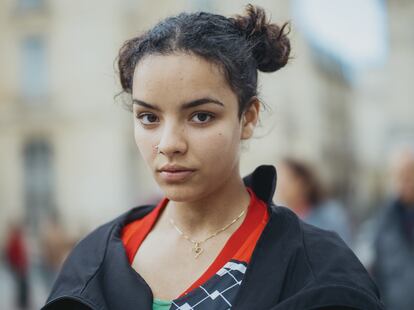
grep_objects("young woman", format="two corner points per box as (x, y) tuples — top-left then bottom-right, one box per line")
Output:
(43, 5), (384, 310)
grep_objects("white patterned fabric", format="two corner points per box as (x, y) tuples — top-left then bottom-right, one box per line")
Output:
(170, 260), (247, 310)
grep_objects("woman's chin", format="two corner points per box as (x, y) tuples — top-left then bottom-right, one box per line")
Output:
(161, 185), (207, 203)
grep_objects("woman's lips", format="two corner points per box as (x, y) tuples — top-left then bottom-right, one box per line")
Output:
(159, 170), (195, 182)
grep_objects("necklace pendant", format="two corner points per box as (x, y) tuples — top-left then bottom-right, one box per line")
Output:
(193, 242), (203, 258)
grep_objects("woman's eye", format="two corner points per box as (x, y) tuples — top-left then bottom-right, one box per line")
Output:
(137, 113), (159, 125)
(190, 112), (214, 124)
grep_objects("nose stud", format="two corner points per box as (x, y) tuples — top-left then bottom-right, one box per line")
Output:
(154, 145), (161, 154)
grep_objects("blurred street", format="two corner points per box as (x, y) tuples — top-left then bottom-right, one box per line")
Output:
(1, 0), (413, 309)
(0, 262), (49, 310)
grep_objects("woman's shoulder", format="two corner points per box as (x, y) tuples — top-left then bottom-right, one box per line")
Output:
(44, 204), (156, 307)
(269, 204), (374, 284)
(260, 205), (384, 309)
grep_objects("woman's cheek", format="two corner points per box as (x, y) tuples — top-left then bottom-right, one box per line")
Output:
(193, 128), (239, 164)
(134, 130), (155, 163)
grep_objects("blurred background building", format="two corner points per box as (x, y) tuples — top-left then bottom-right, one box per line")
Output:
(0, 0), (413, 309)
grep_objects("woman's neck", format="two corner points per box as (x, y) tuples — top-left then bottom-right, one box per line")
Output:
(162, 172), (250, 240)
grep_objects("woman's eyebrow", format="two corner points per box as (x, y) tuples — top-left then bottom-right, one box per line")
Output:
(132, 97), (224, 110)
(132, 99), (160, 111)
(181, 98), (224, 109)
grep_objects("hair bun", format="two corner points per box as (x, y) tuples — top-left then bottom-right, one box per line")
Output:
(232, 4), (291, 72)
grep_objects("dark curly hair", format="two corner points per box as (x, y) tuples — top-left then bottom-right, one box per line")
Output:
(117, 4), (291, 118)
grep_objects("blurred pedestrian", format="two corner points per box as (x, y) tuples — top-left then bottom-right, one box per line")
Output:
(366, 147), (414, 310)
(4, 222), (30, 310)
(39, 212), (72, 290)
(275, 158), (352, 244)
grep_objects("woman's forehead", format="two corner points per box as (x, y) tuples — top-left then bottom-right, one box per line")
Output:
(131, 53), (237, 108)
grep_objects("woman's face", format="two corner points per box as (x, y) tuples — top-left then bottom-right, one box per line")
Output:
(132, 53), (258, 202)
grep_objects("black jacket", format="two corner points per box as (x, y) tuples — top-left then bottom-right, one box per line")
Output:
(43, 165), (384, 310)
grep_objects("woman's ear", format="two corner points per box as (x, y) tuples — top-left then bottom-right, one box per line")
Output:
(241, 98), (260, 140)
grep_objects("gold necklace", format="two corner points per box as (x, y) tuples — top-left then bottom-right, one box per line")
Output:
(169, 208), (247, 259)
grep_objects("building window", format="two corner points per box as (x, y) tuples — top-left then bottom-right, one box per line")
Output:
(23, 139), (54, 231)
(21, 36), (48, 100)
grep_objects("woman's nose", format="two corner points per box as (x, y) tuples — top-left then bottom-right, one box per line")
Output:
(157, 123), (188, 157)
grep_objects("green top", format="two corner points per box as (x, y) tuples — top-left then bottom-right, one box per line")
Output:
(153, 298), (172, 310)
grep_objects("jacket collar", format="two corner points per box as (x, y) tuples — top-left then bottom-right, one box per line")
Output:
(242, 164), (277, 205)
